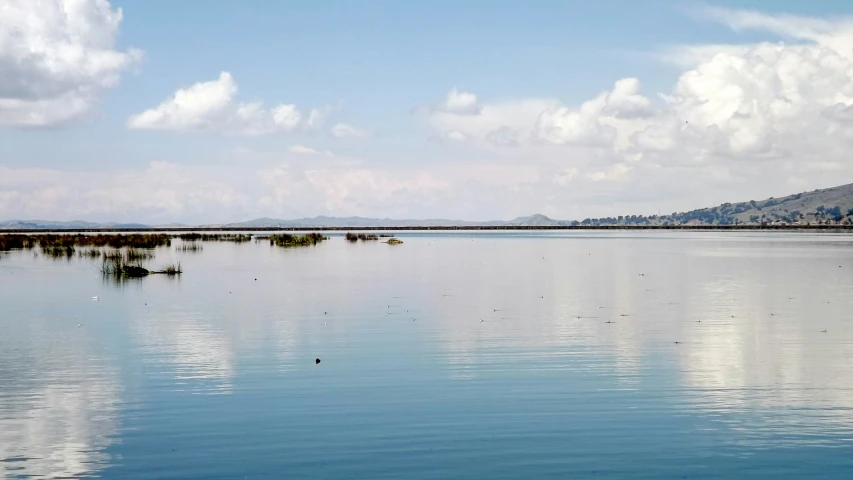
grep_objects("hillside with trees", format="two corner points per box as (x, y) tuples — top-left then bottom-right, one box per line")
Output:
(574, 183), (853, 227)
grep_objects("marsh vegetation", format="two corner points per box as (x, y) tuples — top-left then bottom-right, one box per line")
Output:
(0, 230), (395, 280)
(178, 233), (253, 243)
(345, 232), (379, 242)
(269, 233), (327, 247)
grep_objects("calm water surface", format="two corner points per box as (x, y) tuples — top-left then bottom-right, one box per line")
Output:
(1, 232), (853, 479)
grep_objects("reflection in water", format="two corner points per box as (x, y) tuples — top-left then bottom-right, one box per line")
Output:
(680, 261), (853, 447)
(0, 327), (120, 478)
(2, 233), (853, 478)
(133, 311), (235, 394)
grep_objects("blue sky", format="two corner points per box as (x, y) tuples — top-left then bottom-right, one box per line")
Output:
(2, 1), (853, 223)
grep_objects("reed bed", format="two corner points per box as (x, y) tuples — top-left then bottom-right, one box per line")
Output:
(100, 254), (150, 278)
(10, 233), (171, 249)
(156, 263), (182, 275)
(269, 233), (327, 247)
(345, 232), (379, 241)
(178, 233), (252, 243)
(0, 235), (37, 251)
(41, 245), (76, 258)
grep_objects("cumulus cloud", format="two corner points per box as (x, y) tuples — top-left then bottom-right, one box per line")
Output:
(287, 145), (333, 156)
(0, 0), (142, 127)
(420, 5), (853, 207)
(127, 72), (335, 135)
(329, 123), (372, 138)
(445, 130), (470, 142)
(11, 4), (853, 223)
(433, 88), (482, 115)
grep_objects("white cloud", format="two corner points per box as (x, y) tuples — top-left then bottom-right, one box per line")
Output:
(330, 122), (372, 138)
(415, 5), (853, 216)
(127, 72), (334, 135)
(445, 130), (470, 142)
(434, 88), (482, 115)
(586, 163), (632, 182)
(288, 145), (332, 156)
(307, 106), (334, 128)
(11, 4), (853, 223)
(0, 0), (142, 127)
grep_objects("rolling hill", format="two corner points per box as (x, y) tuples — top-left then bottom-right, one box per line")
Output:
(578, 182), (853, 226)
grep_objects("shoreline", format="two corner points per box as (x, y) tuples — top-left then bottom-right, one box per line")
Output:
(2, 224), (853, 234)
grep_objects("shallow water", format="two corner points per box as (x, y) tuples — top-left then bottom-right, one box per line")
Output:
(1, 231), (853, 479)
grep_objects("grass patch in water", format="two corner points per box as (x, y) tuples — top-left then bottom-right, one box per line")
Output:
(269, 233), (327, 247)
(178, 233), (252, 243)
(154, 262), (182, 275)
(345, 233), (379, 242)
(0, 235), (37, 251)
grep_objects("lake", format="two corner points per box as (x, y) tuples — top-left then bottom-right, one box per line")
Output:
(1, 231), (852, 479)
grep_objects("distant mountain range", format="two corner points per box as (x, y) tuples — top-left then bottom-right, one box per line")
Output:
(219, 213), (569, 228)
(3, 182), (853, 229)
(0, 220), (152, 230)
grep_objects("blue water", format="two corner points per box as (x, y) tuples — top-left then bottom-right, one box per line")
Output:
(1, 232), (853, 479)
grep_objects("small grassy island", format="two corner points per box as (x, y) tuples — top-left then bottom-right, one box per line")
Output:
(269, 233), (327, 247)
(345, 232), (379, 242)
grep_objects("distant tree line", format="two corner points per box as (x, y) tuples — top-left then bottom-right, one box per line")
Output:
(573, 202), (853, 226)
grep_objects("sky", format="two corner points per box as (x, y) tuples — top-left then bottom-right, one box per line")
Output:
(3, 0), (853, 224)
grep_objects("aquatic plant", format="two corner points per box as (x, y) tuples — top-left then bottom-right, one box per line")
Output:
(155, 262), (182, 275)
(269, 233), (327, 247)
(0, 235), (36, 251)
(32, 233), (172, 249)
(100, 255), (150, 278)
(177, 243), (203, 252)
(42, 245), (76, 258)
(385, 238), (404, 245)
(125, 248), (154, 262)
(346, 232), (379, 241)
(102, 249), (124, 260)
(78, 248), (103, 258)
(177, 233), (252, 243)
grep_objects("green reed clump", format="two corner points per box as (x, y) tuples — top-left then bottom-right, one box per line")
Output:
(345, 232), (379, 241)
(154, 262), (182, 275)
(179, 233), (252, 242)
(32, 233), (171, 249)
(269, 233), (327, 247)
(78, 248), (103, 258)
(0, 235), (36, 251)
(100, 254), (150, 278)
(102, 249), (123, 260)
(177, 243), (203, 252)
(125, 248), (154, 262)
(42, 245), (76, 258)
